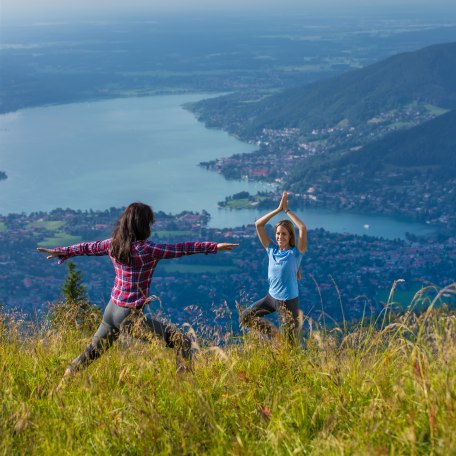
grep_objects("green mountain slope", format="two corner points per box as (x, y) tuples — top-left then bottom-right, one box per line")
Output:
(192, 41), (456, 135)
(339, 108), (456, 174)
(288, 108), (456, 188)
(284, 108), (456, 232)
(191, 42), (456, 229)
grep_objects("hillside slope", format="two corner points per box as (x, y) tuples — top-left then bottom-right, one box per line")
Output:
(290, 108), (456, 183)
(191, 41), (456, 135)
(1, 287), (456, 454)
(339, 108), (456, 174)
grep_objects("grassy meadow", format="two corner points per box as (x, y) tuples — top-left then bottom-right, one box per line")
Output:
(1, 284), (455, 455)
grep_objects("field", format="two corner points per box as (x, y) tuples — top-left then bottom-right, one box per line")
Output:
(26, 221), (65, 231)
(21, 220), (83, 248)
(1, 284), (455, 455)
(37, 233), (83, 248)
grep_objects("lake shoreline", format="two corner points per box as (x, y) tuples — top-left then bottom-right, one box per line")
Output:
(213, 190), (440, 237)
(0, 88), (222, 117)
(0, 94), (436, 239)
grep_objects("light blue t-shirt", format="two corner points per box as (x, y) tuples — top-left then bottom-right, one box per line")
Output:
(267, 245), (303, 300)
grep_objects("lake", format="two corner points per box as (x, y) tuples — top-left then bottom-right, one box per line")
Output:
(0, 94), (434, 239)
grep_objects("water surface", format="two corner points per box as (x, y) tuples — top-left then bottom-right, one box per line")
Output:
(0, 94), (435, 239)
(0, 94), (262, 214)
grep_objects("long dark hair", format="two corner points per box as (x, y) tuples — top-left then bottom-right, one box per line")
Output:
(110, 202), (154, 265)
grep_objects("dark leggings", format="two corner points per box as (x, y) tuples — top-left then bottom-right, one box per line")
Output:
(240, 294), (301, 344)
(68, 300), (191, 373)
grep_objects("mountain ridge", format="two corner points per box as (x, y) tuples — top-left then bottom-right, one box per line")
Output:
(190, 41), (456, 231)
(191, 41), (456, 135)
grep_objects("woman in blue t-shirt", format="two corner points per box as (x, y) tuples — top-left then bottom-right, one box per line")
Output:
(240, 191), (307, 344)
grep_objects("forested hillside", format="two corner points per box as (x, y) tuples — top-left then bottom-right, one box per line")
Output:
(190, 42), (456, 231)
(191, 42), (456, 136)
(339, 109), (456, 173)
(289, 108), (456, 186)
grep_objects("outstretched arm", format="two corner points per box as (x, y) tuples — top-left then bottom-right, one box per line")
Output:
(255, 192), (287, 248)
(36, 247), (64, 260)
(36, 239), (111, 264)
(147, 241), (240, 259)
(217, 243), (239, 251)
(283, 195), (307, 253)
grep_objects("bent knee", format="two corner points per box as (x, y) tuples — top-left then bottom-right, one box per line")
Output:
(239, 310), (254, 328)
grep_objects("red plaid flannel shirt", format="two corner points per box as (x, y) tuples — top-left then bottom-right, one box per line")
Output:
(54, 239), (218, 308)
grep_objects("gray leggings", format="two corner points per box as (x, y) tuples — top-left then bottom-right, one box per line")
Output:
(68, 300), (191, 373)
(240, 294), (301, 343)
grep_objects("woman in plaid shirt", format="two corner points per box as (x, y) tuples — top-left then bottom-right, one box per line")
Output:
(37, 202), (238, 379)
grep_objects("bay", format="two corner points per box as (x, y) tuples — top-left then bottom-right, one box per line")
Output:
(0, 94), (264, 214)
(0, 94), (434, 239)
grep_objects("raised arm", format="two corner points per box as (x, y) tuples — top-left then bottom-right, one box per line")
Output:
(255, 192), (287, 248)
(283, 196), (307, 253)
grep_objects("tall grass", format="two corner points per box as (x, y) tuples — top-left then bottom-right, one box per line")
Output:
(1, 284), (455, 455)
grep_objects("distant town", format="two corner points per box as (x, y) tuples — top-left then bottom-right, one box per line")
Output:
(198, 104), (456, 234)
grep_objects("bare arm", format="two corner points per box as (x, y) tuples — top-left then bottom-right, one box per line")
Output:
(36, 247), (64, 260)
(217, 243), (239, 251)
(255, 192), (287, 248)
(284, 207), (307, 253)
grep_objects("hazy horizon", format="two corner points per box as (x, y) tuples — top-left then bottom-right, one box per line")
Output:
(2, 0), (456, 24)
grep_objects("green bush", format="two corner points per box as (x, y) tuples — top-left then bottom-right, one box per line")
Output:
(48, 261), (101, 334)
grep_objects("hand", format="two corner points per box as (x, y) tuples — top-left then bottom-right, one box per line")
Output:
(216, 243), (240, 251)
(36, 247), (63, 260)
(278, 191), (288, 212)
